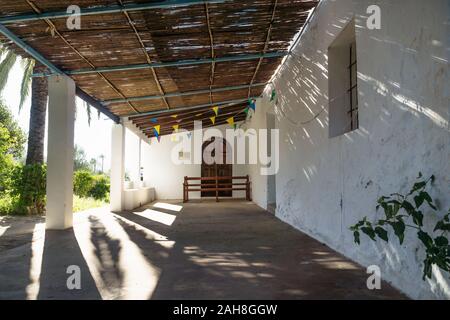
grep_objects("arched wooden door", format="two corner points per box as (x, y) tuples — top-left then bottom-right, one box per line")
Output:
(201, 137), (232, 197)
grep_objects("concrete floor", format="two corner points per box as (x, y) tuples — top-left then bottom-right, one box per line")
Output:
(0, 201), (405, 299)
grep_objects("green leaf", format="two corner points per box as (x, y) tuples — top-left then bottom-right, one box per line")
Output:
(414, 194), (425, 208)
(419, 191), (436, 210)
(434, 221), (450, 232)
(353, 230), (360, 245)
(0, 50), (18, 93)
(390, 220), (405, 244)
(411, 210), (424, 227)
(418, 230), (433, 250)
(401, 201), (415, 215)
(18, 58), (34, 111)
(435, 236), (448, 247)
(375, 226), (388, 242)
(423, 258), (432, 280)
(409, 181), (426, 195)
(361, 226), (376, 241)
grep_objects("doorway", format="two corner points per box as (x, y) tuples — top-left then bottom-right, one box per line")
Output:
(266, 113), (277, 214)
(201, 137), (232, 197)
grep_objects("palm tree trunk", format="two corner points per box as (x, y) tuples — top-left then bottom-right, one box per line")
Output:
(25, 65), (48, 165)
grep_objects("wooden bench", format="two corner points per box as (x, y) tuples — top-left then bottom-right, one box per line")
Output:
(183, 175), (251, 202)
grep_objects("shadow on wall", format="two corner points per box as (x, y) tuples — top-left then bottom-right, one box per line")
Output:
(267, 0), (449, 299)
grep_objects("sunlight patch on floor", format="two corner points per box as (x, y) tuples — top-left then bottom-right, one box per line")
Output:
(153, 202), (183, 212)
(134, 209), (177, 226)
(25, 222), (45, 300)
(74, 212), (162, 299)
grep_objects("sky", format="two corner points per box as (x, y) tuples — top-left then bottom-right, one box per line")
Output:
(1, 59), (114, 172)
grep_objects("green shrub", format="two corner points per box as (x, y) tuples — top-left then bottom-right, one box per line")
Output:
(88, 175), (110, 201)
(0, 193), (20, 215)
(73, 170), (94, 198)
(10, 164), (47, 215)
(73, 195), (107, 212)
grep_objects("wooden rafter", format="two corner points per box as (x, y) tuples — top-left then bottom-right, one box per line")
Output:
(117, 0), (171, 110)
(247, 0), (278, 98)
(24, 0), (139, 114)
(0, 0), (319, 138)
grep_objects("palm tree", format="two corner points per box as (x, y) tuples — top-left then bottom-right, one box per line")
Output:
(0, 47), (48, 165)
(99, 154), (105, 173)
(90, 158), (97, 173)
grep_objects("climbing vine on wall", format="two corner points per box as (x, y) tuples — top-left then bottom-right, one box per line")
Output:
(350, 173), (450, 280)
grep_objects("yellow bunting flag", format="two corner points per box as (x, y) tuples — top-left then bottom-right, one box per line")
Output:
(226, 117), (234, 127)
(212, 106), (219, 116)
(154, 125), (160, 135)
(172, 124), (179, 132)
(195, 112), (203, 117)
(170, 115), (178, 118)
(210, 116), (216, 125)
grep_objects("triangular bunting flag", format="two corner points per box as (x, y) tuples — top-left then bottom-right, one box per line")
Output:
(156, 135), (161, 143)
(212, 106), (219, 116)
(172, 124), (179, 132)
(210, 116), (216, 125)
(154, 125), (160, 135)
(187, 132), (192, 139)
(270, 89), (276, 102)
(170, 115), (178, 118)
(249, 99), (256, 111)
(151, 118), (158, 123)
(226, 117), (234, 127)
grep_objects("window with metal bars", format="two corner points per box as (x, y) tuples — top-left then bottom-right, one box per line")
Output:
(328, 20), (358, 138)
(348, 42), (358, 131)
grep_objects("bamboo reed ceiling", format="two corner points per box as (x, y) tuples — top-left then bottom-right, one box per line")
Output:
(0, 0), (318, 138)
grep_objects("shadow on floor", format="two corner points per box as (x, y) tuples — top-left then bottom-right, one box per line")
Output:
(0, 202), (407, 299)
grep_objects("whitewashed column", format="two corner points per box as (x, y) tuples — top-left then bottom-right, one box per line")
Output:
(46, 75), (75, 230)
(110, 123), (125, 212)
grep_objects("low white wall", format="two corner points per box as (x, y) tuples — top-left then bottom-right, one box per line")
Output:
(123, 183), (155, 211)
(247, 0), (450, 299)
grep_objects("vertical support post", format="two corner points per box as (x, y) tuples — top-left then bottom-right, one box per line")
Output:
(183, 176), (188, 203)
(110, 123), (125, 212)
(215, 176), (219, 202)
(138, 138), (142, 184)
(46, 75), (75, 230)
(246, 175), (251, 201)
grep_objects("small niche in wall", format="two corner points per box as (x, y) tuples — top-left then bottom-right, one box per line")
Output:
(328, 19), (359, 138)
(179, 151), (190, 160)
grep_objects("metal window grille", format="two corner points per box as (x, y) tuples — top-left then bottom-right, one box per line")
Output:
(348, 42), (358, 130)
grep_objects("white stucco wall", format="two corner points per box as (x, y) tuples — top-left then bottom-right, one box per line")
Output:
(247, 0), (449, 299)
(140, 124), (248, 200)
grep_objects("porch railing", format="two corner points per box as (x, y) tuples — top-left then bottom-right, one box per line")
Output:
(183, 175), (251, 203)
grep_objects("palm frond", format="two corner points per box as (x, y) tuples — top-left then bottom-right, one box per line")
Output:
(18, 58), (35, 111)
(0, 50), (17, 94)
(85, 100), (92, 126)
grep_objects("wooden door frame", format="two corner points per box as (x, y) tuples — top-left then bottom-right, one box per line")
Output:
(201, 137), (232, 197)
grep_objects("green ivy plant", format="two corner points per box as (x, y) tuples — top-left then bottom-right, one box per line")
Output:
(350, 173), (450, 280)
